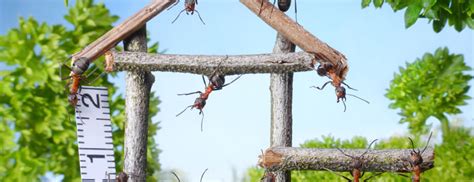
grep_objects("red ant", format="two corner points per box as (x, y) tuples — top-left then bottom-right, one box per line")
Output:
(326, 139), (382, 182)
(407, 132), (433, 182)
(168, 0), (205, 25)
(176, 57), (241, 131)
(311, 62), (369, 112)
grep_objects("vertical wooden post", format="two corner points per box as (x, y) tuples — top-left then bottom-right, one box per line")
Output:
(123, 25), (154, 182)
(269, 33), (295, 182)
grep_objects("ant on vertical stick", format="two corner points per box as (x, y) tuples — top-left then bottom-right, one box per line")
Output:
(407, 132), (433, 182)
(176, 56), (242, 131)
(311, 61), (369, 112)
(326, 139), (381, 182)
(168, 0), (206, 25)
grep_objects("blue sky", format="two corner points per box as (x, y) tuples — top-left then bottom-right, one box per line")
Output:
(1, 0), (473, 181)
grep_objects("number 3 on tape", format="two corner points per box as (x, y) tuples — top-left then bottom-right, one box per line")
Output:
(75, 86), (116, 181)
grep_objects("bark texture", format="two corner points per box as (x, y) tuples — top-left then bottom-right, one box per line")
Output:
(259, 147), (435, 172)
(112, 51), (314, 75)
(123, 26), (154, 182)
(269, 33), (295, 182)
(72, 0), (175, 62)
(240, 0), (348, 78)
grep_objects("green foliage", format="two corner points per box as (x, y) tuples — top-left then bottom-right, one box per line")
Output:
(386, 47), (472, 135)
(245, 128), (474, 181)
(361, 0), (474, 32)
(0, 0), (161, 181)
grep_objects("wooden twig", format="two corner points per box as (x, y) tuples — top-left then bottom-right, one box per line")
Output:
(111, 51), (314, 75)
(240, 0), (348, 79)
(72, 0), (176, 62)
(269, 33), (295, 182)
(258, 147), (435, 172)
(123, 26), (154, 182)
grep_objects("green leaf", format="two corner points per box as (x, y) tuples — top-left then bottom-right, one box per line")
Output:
(362, 0), (372, 8)
(64, 0), (68, 6)
(373, 0), (384, 8)
(405, 4), (423, 28)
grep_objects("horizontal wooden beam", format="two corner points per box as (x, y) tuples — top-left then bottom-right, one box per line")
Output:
(259, 147), (435, 172)
(72, 0), (176, 62)
(240, 0), (349, 79)
(111, 51), (316, 75)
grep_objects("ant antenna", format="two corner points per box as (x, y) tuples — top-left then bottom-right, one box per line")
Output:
(171, 171), (181, 182)
(200, 110), (205, 132)
(193, 10), (206, 25)
(408, 137), (417, 153)
(167, 0), (180, 10)
(342, 82), (358, 91)
(176, 105), (193, 117)
(294, 0), (298, 23)
(342, 100), (347, 112)
(200, 168), (208, 182)
(222, 75), (242, 88)
(421, 132), (433, 154)
(171, 9), (186, 23)
(361, 139), (378, 157)
(347, 94), (370, 104)
(311, 81), (332, 90)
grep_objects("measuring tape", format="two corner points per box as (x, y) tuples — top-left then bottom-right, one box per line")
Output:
(75, 86), (116, 181)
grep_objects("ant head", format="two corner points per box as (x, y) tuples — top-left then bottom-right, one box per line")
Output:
(335, 86), (346, 102)
(193, 97), (206, 109)
(316, 62), (333, 76)
(209, 74), (225, 90)
(71, 57), (90, 75)
(68, 94), (78, 106)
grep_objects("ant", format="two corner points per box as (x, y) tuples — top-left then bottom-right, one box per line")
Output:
(311, 62), (369, 112)
(407, 132), (433, 182)
(176, 57), (242, 131)
(168, 0), (205, 25)
(259, 0), (298, 22)
(326, 139), (382, 182)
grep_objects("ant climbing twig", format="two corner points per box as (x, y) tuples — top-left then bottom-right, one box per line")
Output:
(176, 56), (242, 131)
(169, 0), (205, 25)
(407, 132), (433, 182)
(328, 139), (380, 182)
(310, 61), (369, 112)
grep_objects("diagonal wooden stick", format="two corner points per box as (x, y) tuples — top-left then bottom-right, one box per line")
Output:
(72, 0), (176, 62)
(240, 0), (348, 78)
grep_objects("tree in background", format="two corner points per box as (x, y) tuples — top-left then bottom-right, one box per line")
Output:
(386, 47), (472, 136)
(361, 0), (474, 32)
(0, 0), (161, 181)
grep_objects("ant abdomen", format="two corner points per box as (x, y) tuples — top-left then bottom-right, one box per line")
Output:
(72, 57), (90, 75)
(194, 97), (206, 109)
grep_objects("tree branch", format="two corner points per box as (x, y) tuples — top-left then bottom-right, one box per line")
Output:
(240, 0), (348, 78)
(259, 147), (435, 172)
(72, 0), (175, 62)
(111, 51), (315, 75)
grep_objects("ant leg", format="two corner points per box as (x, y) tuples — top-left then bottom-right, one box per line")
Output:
(322, 167), (352, 182)
(171, 9), (186, 24)
(200, 168), (208, 182)
(171, 171), (181, 182)
(202, 75), (207, 87)
(167, 0), (179, 10)
(193, 10), (206, 25)
(342, 81), (358, 91)
(177, 91), (202, 96)
(342, 100), (347, 112)
(294, 0), (298, 23)
(310, 81), (331, 90)
(60, 56), (73, 80)
(222, 75), (242, 88)
(347, 94), (370, 104)
(176, 105), (193, 117)
(363, 172), (384, 182)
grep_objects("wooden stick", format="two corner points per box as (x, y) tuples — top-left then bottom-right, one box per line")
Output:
(259, 147), (435, 172)
(240, 0), (348, 78)
(111, 51), (315, 75)
(269, 33), (295, 182)
(72, 0), (176, 62)
(123, 26), (154, 182)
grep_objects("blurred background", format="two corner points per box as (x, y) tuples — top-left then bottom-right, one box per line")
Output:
(1, 0), (472, 181)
